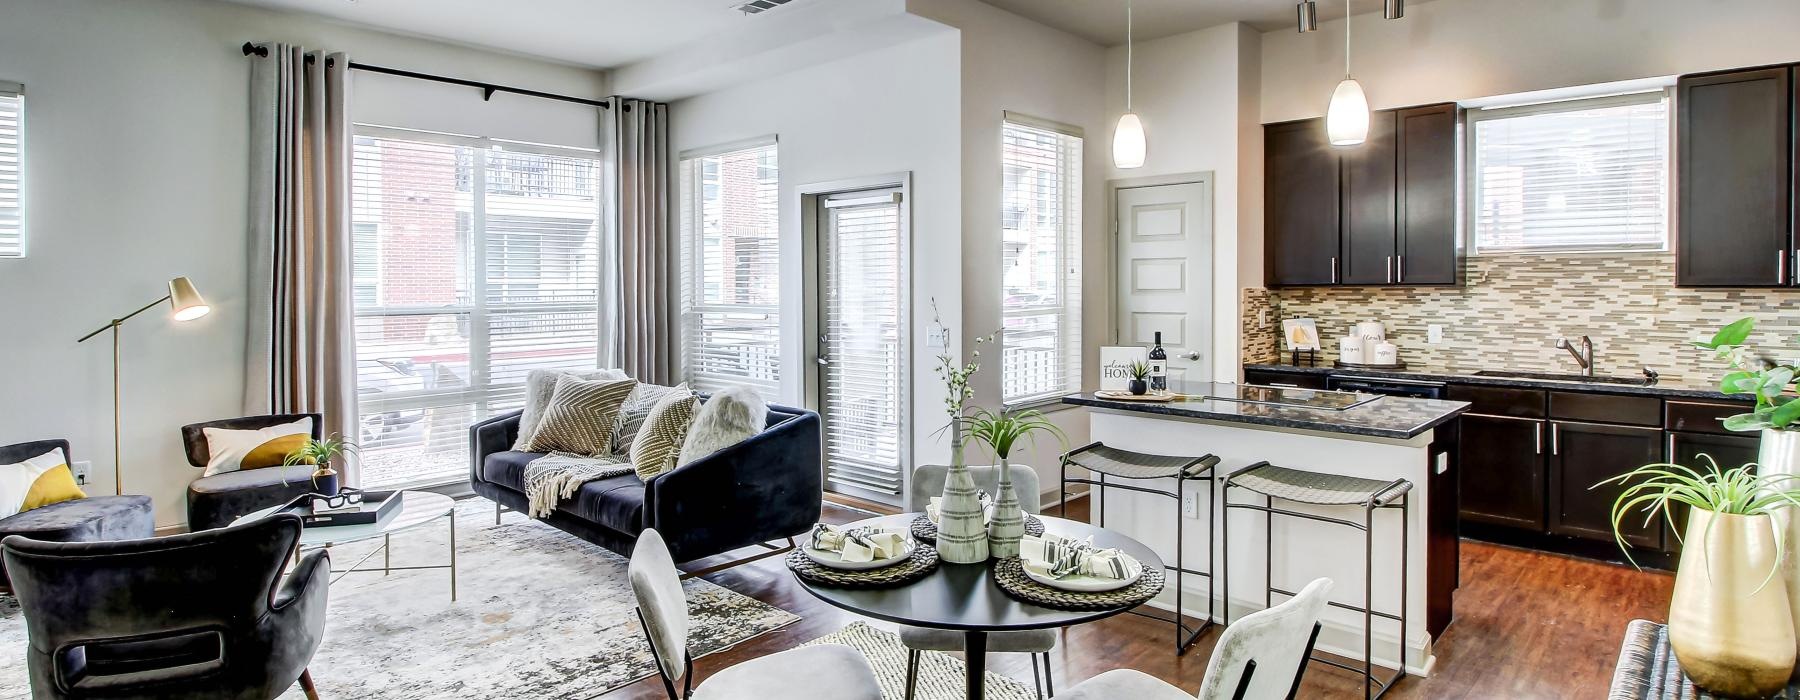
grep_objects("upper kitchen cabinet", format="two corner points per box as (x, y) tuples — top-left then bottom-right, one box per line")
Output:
(1396, 104), (1461, 285)
(1265, 118), (1342, 286)
(1676, 66), (1795, 287)
(1341, 111), (1397, 285)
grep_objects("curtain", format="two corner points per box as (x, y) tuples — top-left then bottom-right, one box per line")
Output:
(605, 97), (673, 385)
(244, 44), (360, 484)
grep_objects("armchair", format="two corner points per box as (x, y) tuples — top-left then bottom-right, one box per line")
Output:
(181, 413), (322, 531)
(0, 439), (153, 590)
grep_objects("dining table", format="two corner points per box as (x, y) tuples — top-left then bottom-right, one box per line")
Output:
(791, 513), (1166, 700)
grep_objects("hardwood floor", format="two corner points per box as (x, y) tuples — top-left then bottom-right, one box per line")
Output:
(606, 498), (1673, 698)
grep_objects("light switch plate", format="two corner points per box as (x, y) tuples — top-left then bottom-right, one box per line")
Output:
(1427, 324), (1445, 345)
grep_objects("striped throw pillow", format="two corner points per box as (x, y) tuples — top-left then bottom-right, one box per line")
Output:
(524, 376), (637, 457)
(632, 392), (700, 481)
(613, 382), (691, 454)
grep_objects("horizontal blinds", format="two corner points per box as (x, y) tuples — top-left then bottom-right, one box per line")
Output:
(0, 83), (21, 257)
(680, 144), (781, 400)
(823, 196), (904, 497)
(351, 130), (603, 488)
(1471, 94), (1669, 253)
(1000, 119), (1083, 404)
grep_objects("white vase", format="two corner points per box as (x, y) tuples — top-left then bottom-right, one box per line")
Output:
(987, 457), (1026, 558)
(936, 423), (989, 564)
(1765, 428), (1800, 679)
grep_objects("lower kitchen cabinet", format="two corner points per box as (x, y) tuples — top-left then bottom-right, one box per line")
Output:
(1548, 420), (1665, 549)
(1458, 414), (1546, 530)
(1663, 430), (1762, 553)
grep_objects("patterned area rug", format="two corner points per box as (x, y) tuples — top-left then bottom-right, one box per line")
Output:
(0, 500), (798, 700)
(804, 622), (1038, 700)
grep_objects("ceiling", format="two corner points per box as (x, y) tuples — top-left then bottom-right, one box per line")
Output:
(978, 0), (1404, 45)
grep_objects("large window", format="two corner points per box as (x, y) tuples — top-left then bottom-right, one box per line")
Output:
(1000, 115), (1082, 406)
(1468, 91), (1670, 254)
(0, 82), (22, 258)
(350, 127), (605, 488)
(679, 141), (781, 399)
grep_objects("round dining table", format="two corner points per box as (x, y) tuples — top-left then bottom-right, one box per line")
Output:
(792, 513), (1165, 700)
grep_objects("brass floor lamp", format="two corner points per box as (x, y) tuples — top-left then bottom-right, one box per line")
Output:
(76, 276), (211, 495)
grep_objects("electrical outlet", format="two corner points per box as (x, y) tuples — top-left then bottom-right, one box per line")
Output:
(1181, 489), (1199, 519)
(71, 460), (92, 485)
(1427, 324), (1445, 345)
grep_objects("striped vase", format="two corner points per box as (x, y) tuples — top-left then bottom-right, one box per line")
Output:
(936, 427), (990, 564)
(987, 457), (1026, 558)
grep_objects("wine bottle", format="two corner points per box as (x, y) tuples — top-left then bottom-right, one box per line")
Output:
(1148, 331), (1168, 393)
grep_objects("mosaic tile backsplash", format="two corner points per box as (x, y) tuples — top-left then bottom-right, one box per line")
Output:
(1244, 253), (1800, 384)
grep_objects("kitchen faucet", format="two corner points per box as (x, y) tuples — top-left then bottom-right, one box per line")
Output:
(1555, 335), (1594, 377)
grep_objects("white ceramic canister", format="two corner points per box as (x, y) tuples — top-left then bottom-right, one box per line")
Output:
(1339, 335), (1366, 364)
(1373, 341), (1399, 365)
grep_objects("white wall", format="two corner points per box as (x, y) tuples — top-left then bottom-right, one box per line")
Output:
(0, 0), (607, 528)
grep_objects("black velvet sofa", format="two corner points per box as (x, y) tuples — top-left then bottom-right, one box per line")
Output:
(470, 401), (823, 563)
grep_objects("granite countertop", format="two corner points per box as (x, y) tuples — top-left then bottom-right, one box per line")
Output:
(1243, 360), (1743, 401)
(1061, 382), (1470, 440)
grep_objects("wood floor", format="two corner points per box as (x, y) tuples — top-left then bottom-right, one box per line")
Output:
(606, 498), (1673, 699)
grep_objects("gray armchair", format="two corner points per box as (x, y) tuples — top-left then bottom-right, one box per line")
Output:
(0, 439), (153, 590)
(182, 414), (322, 531)
(3, 513), (329, 699)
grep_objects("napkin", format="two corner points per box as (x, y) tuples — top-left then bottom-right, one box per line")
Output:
(927, 490), (995, 524)
(1020, 533), (1135, 580)
(810, 523), (910, 563)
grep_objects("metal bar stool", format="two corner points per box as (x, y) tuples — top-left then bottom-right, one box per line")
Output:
(1060, 442), (1221, 654)
(1222, 462), (1411, 700)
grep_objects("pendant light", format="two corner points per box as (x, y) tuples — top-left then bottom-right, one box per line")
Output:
(1325, 0), (1370, 146)
(1113, 0), (1147, 169)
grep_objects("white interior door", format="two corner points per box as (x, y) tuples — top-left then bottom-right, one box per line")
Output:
(1115, 181), (1214, 385)
(817, 188), (907, 505)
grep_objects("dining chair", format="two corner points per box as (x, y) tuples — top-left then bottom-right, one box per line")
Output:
(628, 528), (883, 700)
(1056, 577), (1334, 700)
(904, 464), (1055, 699)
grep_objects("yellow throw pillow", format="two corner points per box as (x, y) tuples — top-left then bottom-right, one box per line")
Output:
(202, 417), (314, 477)
(0, 449), (86, 519)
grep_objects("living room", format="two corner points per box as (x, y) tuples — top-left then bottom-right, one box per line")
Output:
(4, 0), (1800, 698)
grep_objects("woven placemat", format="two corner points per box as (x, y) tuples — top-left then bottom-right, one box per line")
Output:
(910, 514), (1045, 543)
(787, 545), (940, 588)
(991, 556), (1165, 611)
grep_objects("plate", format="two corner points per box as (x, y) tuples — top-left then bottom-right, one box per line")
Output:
(1022, 555), (1144, 592)
(804, 539), (917, 571)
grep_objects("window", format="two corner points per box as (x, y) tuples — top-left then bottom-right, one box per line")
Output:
(679, 141), (781, 399)
(350, 127), (605, 488)
(0, 82), (22, 258)
(1000, 115), (1082, 406)
(1468, 91), (1670, 254)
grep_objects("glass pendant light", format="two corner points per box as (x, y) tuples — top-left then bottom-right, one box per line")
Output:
(1113, 0), (1147, 169)
(1325, 0), (1369, 146)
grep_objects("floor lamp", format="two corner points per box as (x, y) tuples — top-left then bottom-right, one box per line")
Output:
(76, 276), (211, 495)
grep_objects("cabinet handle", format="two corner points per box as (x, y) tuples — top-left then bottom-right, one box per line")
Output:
(1386, 256), (1393, 284)
(1667, 432), (1677, 459)
(1331, 257), (1339, 284)
(1398, 255), (1405, 282)
(1535, 423), (1543, 455)
(1551, 424), (1560, 455)
(1782, 249), (1789, 285)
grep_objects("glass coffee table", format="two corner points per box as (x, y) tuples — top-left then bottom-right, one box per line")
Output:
(235, 490), (458, 601)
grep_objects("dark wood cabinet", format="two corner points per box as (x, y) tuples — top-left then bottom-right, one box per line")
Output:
(1242, 369), (1328, 390)
(1663, 430), (1762, 554)
(1458, 414), (1547, 530)
(1396, 104), (1460, 285)
(1265, 119), (1341, 286)
(1548, 421), (1664, 548)
(1677, 66), (1794, 287)
(1342, 111), (1397, 285)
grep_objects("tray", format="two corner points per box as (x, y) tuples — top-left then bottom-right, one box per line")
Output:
(279, 490), (401, 528)
(1333, 360), (1407, 371)
(1093, 390), (1177, 403)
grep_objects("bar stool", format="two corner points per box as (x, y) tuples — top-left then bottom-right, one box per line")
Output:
(1222, 462), (1411, 700)
(1060, 442), (1221, 654)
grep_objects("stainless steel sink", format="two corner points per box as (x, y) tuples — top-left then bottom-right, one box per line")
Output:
(1473, 369), (1657, 386)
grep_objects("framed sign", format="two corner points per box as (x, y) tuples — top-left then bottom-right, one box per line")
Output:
(1099, 346), (1149, 392)
(1281, 319), (1321, 351)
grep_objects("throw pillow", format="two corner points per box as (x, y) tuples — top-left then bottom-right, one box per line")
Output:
(614, 382), (692, 454)
(0, 449), (86, 520)
(513, 368), (630, 450)
(678, 386), (768, 467)
(524, 376), (637, 456)
(632, 392), (700, 481)
(202, 417), (314, 477)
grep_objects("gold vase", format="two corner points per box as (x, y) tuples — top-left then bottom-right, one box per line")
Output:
(1668, 509), (1797, 698)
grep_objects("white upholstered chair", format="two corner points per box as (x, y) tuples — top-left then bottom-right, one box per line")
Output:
(629, 529), (882, 700)
(1058, 578), (1334, 700)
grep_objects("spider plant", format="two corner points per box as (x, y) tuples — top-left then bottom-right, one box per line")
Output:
(283, 434), (359, 470)
(1598, 455), (1800, 588)
(962, 408), (1068, 461)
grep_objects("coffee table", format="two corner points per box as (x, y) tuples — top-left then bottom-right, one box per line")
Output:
(235, 490), (458, 601)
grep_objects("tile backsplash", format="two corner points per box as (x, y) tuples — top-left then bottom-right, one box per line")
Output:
(1244, 253), (1800, 383)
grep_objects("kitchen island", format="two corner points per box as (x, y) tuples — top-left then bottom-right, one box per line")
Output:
(1061, 383), (1468, 675)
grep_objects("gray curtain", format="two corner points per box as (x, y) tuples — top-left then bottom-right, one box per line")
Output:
(244, 45), (359, 484)
(605, 97), (673, 385)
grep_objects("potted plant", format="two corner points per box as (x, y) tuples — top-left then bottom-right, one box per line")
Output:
(1127, 361), (1151, 396)
(964, 408), (1066, 558)
(284, 434), (358, 497)
(1601, 457), (1800, 697)
(929, 300), (999, 564)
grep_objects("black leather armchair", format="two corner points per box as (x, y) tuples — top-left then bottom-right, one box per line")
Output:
(3, 513), (329, 699)
(0, 439), (154, 590)
(181, 414), (322, 531)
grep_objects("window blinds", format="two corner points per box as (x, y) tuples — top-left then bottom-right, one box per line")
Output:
(350, 128), (604, 488)
(1469, 92), (1669, 253)
(0, 82), (22, 258)
(679, 143), (782, 400)
(821, 191), (905, 498)
(1000, 117), (1083, 405)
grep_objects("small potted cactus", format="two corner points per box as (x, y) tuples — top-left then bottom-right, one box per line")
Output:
(1127, 361), (1151, 395)
(284, 435), (358, 497)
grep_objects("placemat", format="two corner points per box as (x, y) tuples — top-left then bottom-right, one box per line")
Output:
(911, 514), (1045, 544)
(787, 545), (940, 588)
(991, 556), (1164, 611)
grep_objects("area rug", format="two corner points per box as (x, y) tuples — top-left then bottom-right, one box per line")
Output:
(0, 500), (799, 700)
(804, 622), (1037, 700)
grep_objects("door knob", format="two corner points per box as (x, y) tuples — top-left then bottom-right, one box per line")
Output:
(1185, 351), (1201, 361)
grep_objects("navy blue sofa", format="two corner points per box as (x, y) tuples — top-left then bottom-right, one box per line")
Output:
(469, 402), (823, 563)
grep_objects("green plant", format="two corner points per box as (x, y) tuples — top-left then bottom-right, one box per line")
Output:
(1598, 455), (1800, 583)
(962, 408), (1067, 460)
(1127, 361), (1151, 381)
(284, 434), (359, 470)
(1693, 317), (1800, 430)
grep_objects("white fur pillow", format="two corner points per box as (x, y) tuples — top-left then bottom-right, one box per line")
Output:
(677, 387), (768, 466)
(513, 368), (629, 450)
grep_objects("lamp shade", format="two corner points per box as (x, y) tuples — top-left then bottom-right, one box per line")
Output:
(168, 277), (211, 322)
(1113, 112), (1147, 169)
(1326, 78), (1371, 146)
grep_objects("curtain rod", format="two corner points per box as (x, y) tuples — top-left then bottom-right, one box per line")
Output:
(241, 42), (612, 109)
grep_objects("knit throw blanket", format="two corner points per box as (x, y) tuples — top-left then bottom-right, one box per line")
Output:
(520, 452), (634, 518)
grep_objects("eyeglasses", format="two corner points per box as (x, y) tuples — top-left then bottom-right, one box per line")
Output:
(310, 488), (365, 510)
